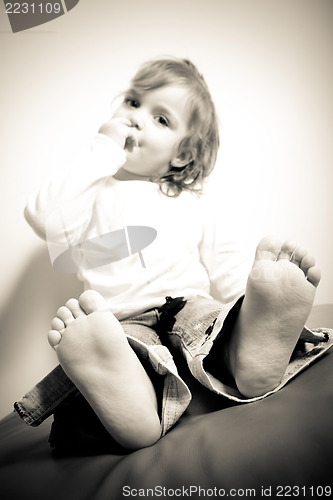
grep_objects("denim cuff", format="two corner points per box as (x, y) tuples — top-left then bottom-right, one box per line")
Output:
(192, 302), (333, 403)
(14, 365), (77, 426)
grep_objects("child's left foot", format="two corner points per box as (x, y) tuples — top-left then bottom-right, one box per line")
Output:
(47, 290), (161, 449)
(229, 236), (321, 398)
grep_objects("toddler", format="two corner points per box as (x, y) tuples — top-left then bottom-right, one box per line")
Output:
(17, 57), (330, 450)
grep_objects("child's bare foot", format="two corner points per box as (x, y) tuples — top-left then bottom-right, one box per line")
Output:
(229, 236), (321, 398)
(48, 290), (161, 449)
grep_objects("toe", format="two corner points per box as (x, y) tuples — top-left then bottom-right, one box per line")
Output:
(51, 317), (65, 332)
(65, 298), (85, 318)
(291, 246), (307, 267)
(300, 253), (316, 275)
(48, 330), (62, 349)
(57, 306), (75, 326)
(255, 235), (282, 261)
(79, 290), (108, 314)
(306, 266), (321, 288)
(278, 240), (297, 260)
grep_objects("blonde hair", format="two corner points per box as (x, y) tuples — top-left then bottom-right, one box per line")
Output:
(129, 57), (220, 196)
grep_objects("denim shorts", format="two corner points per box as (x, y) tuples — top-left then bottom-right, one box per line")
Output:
(14, 295), (333, 439)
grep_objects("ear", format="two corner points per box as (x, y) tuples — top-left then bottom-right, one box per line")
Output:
(170, 151), (192, 169)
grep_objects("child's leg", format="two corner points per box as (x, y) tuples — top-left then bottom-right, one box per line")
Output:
(48, 290), (161, 450)
(227, 235), (321, 398)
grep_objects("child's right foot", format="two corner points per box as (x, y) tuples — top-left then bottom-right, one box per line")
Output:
(228, 236), (321, 398)
(48, 290), (161, 449)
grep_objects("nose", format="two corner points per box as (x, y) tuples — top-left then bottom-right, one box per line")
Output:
(129, 110), (143, 130)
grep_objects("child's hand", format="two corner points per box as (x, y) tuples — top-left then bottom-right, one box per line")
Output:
(98, 118), (139, 151)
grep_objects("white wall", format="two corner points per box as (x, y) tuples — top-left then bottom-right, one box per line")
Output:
(0, 0), (332, 419)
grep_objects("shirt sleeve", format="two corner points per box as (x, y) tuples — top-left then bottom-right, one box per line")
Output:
(24, 134), (126, 269)
(198, 194), (252, 304)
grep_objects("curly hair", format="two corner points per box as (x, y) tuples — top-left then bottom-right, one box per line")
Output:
(128, 57), (220, 197)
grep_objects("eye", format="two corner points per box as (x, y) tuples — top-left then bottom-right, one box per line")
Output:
(124, 97), (140, 108)
(155, 115), (169, 127)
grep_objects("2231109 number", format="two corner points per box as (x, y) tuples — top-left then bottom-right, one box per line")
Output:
(5, 3), (62, 14)
(276, 485), (332, 497)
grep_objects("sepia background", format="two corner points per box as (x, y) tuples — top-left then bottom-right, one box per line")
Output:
(0, 0), (332, 419)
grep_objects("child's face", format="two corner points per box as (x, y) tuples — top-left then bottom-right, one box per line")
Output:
(112, 85), (190, 181)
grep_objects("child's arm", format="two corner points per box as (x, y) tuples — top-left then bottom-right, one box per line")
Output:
(25, 135), (124, 239)
(25, 118), (138, 241)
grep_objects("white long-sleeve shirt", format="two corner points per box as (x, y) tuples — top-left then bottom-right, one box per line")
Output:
(25, 135), (251, 319)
